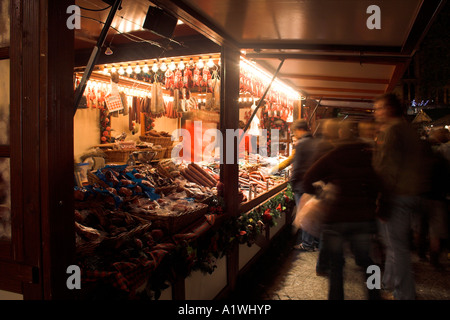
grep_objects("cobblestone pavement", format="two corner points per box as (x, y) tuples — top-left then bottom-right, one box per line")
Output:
(230, 229), (450, 300)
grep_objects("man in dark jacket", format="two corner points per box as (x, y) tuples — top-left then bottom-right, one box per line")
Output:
(302, 121), (382, 300)
(290, 119), (320, 251)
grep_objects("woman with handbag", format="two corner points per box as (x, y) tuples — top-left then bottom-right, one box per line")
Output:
(302, 121), (382, 300)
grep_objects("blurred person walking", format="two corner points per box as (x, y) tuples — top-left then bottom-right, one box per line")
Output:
(372, 93), (427, 300)
(289, 119), (320, 251)
(302, 120), (381, 300)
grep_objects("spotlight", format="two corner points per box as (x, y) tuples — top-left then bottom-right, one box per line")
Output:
(142, 6), (178, 38)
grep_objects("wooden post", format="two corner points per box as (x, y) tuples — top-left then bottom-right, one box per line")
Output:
(39, 0), (75, 299)
(220, 44), (240, 292)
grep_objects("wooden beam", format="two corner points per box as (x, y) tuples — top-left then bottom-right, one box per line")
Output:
(242, 42), (402, 53)
(150, 0), (239, 48)
(278, 74), (389, 85)
(299, 87), (384, 94)
(308, 93), (377, 100)
(387, 61), (411, 92)
(74, 35), (221, 67)
(247, 53), (409, 65)
(220, 44), (240, 294)
(40, 0), (76, 300)
(316, 97), (374, 103)
(402, 0), (447, 55)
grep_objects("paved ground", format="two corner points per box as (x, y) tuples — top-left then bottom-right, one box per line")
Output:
(230, 228), (450, 300)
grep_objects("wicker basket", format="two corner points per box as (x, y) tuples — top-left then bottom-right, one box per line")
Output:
(139, 135), (173, 147)
(151, 147), (167, 160)
(165, 146), (174, 158)
(103, 149), (134, 163)
(131, 204), (208, 234)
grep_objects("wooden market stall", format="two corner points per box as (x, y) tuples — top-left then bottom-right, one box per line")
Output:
(0, 0), (446, 300)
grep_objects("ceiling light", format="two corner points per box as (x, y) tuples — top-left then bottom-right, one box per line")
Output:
(152, 62), (159, 73)
(126, 65), (133, 75)
(103, 66), (109, 74)
(118, 66), (124, 75)
(178, 60), (185, 70)
(111, 66), (116, 73)
(169, 60), (176, 71)
(160, 62), (167, 72)
(197, 58), (204, 69)
(143, 64), (149, 73)
(135, 65), (141, 73)
(207, 57), (215, 69)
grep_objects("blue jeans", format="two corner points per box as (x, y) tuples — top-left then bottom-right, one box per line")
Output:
(378, 195), (417, 300)
(321, 220), (380, 300)
(294, 192), (319, 249)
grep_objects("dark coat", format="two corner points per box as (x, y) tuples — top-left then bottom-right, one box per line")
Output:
(302, 140), (381, 224)
(290, 133), (318, 195)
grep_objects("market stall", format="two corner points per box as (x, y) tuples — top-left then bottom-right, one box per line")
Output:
(72, 51), (298, 299)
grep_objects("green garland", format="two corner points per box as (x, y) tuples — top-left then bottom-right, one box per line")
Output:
(182, 184), (295, 275)
(128, 186), (295, 300)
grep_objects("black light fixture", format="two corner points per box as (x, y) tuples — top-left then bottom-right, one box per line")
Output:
(142, 6), (178, 38)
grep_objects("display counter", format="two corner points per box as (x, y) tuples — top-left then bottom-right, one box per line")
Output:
(74, 156), (294, 300)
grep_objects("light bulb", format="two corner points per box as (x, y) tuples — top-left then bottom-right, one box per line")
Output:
(178, 60), (185, 70)
(169, 60), (176, 71)
(126, 65), (133, 75)
(207, 57), (214, 69)
(118, 66), (124, 75)
(197, 59), (204, 69)
(189, 58), (195, 67)
(160, 62), (167, 72)
(135, 65), (141, 73)
(152, 63), (159, 73)
(143, 64), (149, 73)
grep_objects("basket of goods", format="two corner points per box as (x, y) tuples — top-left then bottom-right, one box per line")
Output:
(102, 143), (139, 163)
(149, 146), (167, 161)
(127, 197), (209, 234)
(164, 144), (175, 158)
(140, 130), (173, 147)
(103, 149), (133, 163)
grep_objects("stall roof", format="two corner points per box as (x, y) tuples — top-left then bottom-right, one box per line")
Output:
(75, 0), (446, 112)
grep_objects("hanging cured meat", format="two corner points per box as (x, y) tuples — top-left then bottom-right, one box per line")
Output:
(165, 69), (174, 90)
(183, 68), (193, 89)
(193, 66), (201, 88)
(151, 82), (165, 117)
(174, 69), (183, 89)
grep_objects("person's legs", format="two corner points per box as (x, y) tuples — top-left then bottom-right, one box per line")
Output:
(349, 221), (381, 300)
(316, 232), (330, 275)
(321, 225), (345, 300)
(381, 196), (416, 300)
